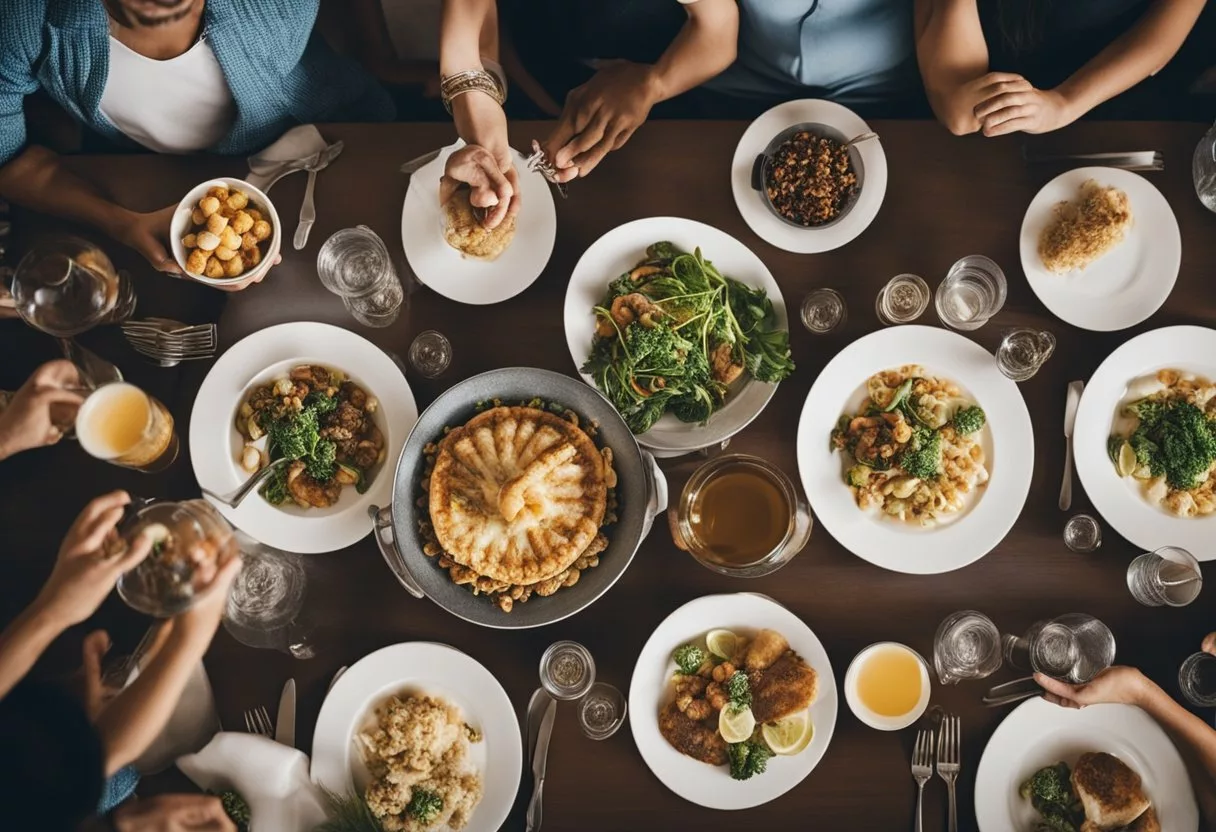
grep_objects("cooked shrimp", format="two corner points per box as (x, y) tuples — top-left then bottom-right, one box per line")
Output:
(610, 293), (660, 329)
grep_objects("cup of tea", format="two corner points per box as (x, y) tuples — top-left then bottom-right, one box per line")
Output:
(670, 454), (812, 577)
(75, 382), (179, 473)
(845, 642), (932, 731)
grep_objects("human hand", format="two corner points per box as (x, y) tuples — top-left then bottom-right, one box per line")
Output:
(1201, 632), (1216, 655)
(440, 144), (520, 230)
(542, 60), (660, 182)
(112, 794), (236, 832)
(112, 206), (182, 276)
(78, 629), (114, 720)
(33, 491), (152, 628)
(1035, 667), (1150, 709)
(172, 555), (242, 647)
(0, 360), (84, 460)
(973, 75), (1074, 137)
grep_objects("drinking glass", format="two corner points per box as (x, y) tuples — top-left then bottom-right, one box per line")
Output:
(409, 330), (453, 378)
(800, 288), (847, 334)
(933, 610), (1003, 684)
(578, 682), (627, 740)
(116, 499), (239, 617)
(1063, 514), (1102, 553)
(317, 226), (404, 327)
(222, 533), (314, 658)
(74, 382), (179, 473)
(540, 640), (596, 700)
(1194, 120), (1216, 213)
(875, 274), (929, 325)
(935, 255), (1007, 331)
(1127, 546), (1202, 607)
(996, 329), (1055, 381)
(11, 236), (136, 337)
(1179, 652), (1216, 707)
(1003, 614), (1115, 684)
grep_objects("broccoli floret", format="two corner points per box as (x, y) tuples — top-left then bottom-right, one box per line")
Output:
(952, 405), (987, 436)
(1154, 401), (1216, 489)
(625, 321), (683, 370)
(725, 671), (752, 710)
(1129, 431), (1158, 470)
(304, 389), (339, 414)
(1022, 763), (1073, 809)
(306, 439), (337, 481)
(1124, 397), (1165, 422)
(898, 427), (943, 479)
(727, 740), (773, 781)
(214, 791), (250, 832)
(673, 644), (707, 676)
(406, 788), (443, 825)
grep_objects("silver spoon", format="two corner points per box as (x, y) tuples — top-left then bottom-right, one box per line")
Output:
(845, 131), (879, 149)
(201, 458), (288, 510)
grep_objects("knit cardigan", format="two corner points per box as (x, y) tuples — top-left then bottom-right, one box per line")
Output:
(0, 0), (394, 164)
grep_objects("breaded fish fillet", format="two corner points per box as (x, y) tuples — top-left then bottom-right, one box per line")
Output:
(658, 702), (727, 766)
(1072, 752), (1150, 829)
(744, 629), (789, 671)
(751, 651), (818, 724)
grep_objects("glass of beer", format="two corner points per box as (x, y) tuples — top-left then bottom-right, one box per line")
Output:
(75, 382), (179, 473)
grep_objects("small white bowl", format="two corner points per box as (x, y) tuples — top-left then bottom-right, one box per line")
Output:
(170, 177), (281, 287)
(844, 642), (932, 731)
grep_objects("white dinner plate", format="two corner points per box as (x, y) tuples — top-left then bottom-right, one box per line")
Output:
(1073, 325), (1216, 558)
(311, 642), (521, 832)
(731, 99), (887, 254)
(564, 216), (788, 453)
(629, 593), (838, 810)
(975, 697), (1197, 832)
(1019, 167), (1180, 332)
(401, 141), (556, 305)
(796, 326), (1034, 574)
(189, 321), (418, 554)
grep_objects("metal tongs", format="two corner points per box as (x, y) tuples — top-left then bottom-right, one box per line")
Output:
(525, 140), (569, 199)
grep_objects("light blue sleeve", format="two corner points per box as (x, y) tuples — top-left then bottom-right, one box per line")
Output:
(0, 5), (43, 166)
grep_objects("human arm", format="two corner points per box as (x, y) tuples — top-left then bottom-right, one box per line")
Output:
(0, 360), (84, 460)
(974, 0), (1208, 136)
(111, 795), (237, 832)
(542, 0), (739, 180)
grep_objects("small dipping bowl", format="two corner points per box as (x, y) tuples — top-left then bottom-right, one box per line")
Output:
(750, 122), (866, 230)
(844, 642), (932, 731)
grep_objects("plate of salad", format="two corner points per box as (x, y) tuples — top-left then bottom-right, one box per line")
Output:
(564, 217), (794, 453)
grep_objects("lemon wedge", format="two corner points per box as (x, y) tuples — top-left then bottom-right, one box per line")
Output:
(762, 711), (813, 755)
(706, 629), (738, 661)
(718, 705), (756, 744)
(1117, 441), (1137, 477)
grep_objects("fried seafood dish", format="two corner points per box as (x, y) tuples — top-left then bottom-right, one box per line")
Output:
(360, 694), (484, 832)
(1038, 180), (1132, 274)
(1108, 369), (1216, 517)
(763, 131), (858, 227)
(418, 400), (617, 613)
(182, 184), (273, 280)
(235, 364), (384, 510)
(660, 628), (817, 781)
(1021, 753), (1158, 832)
(831, 366), (989, 527)
(442, 187), (516, 261)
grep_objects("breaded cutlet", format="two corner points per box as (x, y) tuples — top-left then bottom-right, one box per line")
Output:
(1072, 752), (1151, 829)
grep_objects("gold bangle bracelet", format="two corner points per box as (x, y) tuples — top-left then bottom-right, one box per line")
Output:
(440, 68), (506, 114)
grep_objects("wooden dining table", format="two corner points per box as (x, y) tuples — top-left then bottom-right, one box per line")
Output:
(2, 118), (1215, 831)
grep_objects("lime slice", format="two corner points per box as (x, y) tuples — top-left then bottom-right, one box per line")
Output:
(141, 523), (172, 545)
(706, 629), (738, 661)
(718, 705), (756, 744)
(1117, 441), (1137, 477)
(762, 711), (813, 755)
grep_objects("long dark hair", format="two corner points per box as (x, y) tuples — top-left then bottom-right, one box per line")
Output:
(995, 0), (1052, 55)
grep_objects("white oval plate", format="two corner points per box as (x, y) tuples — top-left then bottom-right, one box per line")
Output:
(975, 697), (1197, 832)
(311, 642), (521, 832)
(1019, 167), (1180, 332)
(564, 216), (787, 453)
(629, 593), (838, 810)
(1074, 325), (1216, 558)
(730, 99), (887, 254)
(189, 321), (418, 553)
(797, 326), (1033, 574)
(401, 142), (556, 305)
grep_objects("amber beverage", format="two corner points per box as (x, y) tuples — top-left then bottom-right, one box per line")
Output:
(75, 383), (179, 473)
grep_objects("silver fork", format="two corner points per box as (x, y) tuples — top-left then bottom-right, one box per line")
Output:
(1021, 148), (1164, 171)
(937, 715), (961, 832)
(912, 728), (934, 832)
(244, 705), (273, 736)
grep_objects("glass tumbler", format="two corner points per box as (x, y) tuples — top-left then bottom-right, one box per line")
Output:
(996, 329), (1056, 382)
(1003, 614), (1115, 684)
(935, 255), (1007, 331)
(875, 274), (929, 325)
(1127, 546), (1202, 607)
(933, 610), (1003, 684)
(11, 235), (136, 337)
(317, 226), (404, 327)
(1179, 652), (1216, 707)
(222, 533), (315, 658)
(540, 641), (596, 700)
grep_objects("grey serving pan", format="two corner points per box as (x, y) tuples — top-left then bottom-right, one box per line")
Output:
(370, 367), (668, 629)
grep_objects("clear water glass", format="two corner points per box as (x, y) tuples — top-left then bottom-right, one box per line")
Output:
(1063, 514), (1102, 553)
(935, 255), (1007, 331)
(875, 274), (930, 325)
(222, 534), (314, 658)
(1127, 546), (1203, 607)
(1003, 614), (1115, 683)
(800, 288), (846, 333)
(12, 236), (136, 337)
(344, 280), (404, 328)
(933, 610), (1003, 684)
(1179, 652), (1216, 707)
(578, 682), (627, 740)
(1194, 121), (1216, 213)
(409, 330), (453, 378)
(540, 640), (596, 700)
(317, 226), (404, 328)
(996, 329), (1056, 381)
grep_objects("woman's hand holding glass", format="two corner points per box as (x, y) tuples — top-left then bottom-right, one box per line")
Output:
(1035, 666), (1150, 709)
(0, 360), (85, 460)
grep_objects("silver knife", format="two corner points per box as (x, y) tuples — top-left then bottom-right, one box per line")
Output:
(526, 697), (557, 832)
(327, 666), (348, 695)
(399, 149), (442, 177)
(1060, 380), (1084, 510)
(276, 679), (296, 748)
(293, 140), (345, 251)
(525, 688), (550, 765)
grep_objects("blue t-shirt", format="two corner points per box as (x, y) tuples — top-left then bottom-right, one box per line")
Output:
(708, 0), (916, 104)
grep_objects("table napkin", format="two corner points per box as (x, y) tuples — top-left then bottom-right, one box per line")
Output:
(177, 732), (328, 832)
(245, 125), (330, 191)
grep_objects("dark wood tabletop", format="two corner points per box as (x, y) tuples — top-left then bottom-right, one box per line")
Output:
(3, 119), (1215, 832)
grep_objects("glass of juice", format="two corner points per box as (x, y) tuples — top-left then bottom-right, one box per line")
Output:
(670, 454), (813, 577)
(75, 382), (179, 473)
(845, 642), (931, 730)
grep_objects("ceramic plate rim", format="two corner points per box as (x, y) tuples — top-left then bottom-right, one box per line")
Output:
(796, 326), (1034, 574)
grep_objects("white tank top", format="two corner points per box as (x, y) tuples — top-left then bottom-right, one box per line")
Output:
(99, 35), (236, 154)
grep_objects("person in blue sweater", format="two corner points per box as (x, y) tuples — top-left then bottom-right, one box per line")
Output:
(0, 0), (393, 289)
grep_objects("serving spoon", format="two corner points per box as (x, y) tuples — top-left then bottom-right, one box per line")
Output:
(201, 458), (288, 510)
